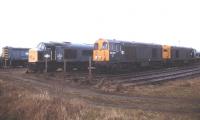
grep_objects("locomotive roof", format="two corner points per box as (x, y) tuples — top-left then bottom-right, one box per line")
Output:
(106, 39), (162, 46)
(3, 46), (29, 50)
(63, 43), (93, 49)
(106, 39), (195, 49)
(37, 42), (92, 51)
(171, 46), (194, 50)
(39, 42), (69, 47)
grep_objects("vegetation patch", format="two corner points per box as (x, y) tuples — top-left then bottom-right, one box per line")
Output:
(0, 78), (199, 120)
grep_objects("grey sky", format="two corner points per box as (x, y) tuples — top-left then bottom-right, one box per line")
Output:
(0, 0), (200, 53)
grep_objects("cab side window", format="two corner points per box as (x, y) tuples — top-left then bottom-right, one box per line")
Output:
(109, 43), (121, 51)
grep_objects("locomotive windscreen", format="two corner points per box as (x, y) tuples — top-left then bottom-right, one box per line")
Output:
(102, 42), (108, 49)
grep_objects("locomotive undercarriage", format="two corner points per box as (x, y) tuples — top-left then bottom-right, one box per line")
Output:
(94, 59), (197, 73)
(28, 61), (90, 73)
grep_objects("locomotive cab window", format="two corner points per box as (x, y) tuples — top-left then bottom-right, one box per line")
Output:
(109, 43), (121, 51)
(94, 43), (98, 50)
(102, 42), (108, 50)
(37, 43), (46, 51)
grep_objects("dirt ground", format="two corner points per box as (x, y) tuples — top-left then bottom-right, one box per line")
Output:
(0, 68), (200, 120)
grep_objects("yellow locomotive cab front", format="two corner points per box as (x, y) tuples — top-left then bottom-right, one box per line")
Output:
(93, 39), (110, 62)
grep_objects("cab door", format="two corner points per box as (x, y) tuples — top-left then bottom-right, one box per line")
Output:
(55, 46), (63, 62)
(44, 48), (52, 61)
(110, 43), (122, 62)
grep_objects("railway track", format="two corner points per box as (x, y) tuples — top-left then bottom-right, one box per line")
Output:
(106, 65), (200, 87)
(2, 63), (200, 87)
(126, 68), (200, 86)
(94, 63), (200, 79)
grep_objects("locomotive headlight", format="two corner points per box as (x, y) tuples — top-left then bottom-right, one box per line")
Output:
(110, 52), (115, 57)
(57, 54), (63, 60)
(95, 56), (98, 60)
(110, 52), (116, 54)
(121, 51), (125, 55)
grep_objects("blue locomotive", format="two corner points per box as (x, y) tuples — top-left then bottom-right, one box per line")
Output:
(1, 47), (29, 67)
(28, 42), (93, 72)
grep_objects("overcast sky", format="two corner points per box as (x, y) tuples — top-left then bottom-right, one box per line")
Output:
(0, 0), (200, 53)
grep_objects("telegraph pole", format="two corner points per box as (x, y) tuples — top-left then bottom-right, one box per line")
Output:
(88, 57), (95, 81)
(44, 54), (50, 73)
(3, 47), (9, 68)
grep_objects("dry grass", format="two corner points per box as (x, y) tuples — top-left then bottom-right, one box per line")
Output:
(0, 79), (198, 120)
(110, 77), (200, 98)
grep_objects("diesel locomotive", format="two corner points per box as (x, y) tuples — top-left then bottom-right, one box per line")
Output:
(93, 38), (196, 71)
(28, 42), (93, 72)
(1, 47), (29, 67)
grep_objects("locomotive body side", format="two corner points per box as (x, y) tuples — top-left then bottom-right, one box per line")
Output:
(93, 39), (164, 71)
(133, 43), (162, 66)
(64, 44), (93, 70)
(170, 47), (196, 64)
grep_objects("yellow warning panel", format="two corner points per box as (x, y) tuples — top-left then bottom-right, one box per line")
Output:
(162, 45), (171, 60)
(28, 49), (38, 62)
(93, 38), (110, 62)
